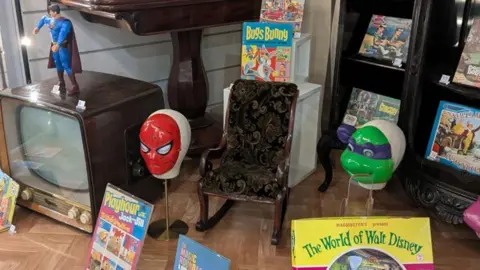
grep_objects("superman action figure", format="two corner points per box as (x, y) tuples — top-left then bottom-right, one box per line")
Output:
(33, 4), (82, 95)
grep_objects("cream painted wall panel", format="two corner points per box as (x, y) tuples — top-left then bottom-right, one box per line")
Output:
(302, 0), (331, 87)
(154, 66), (240, 106)
(28, 31), (241, 84)
(20, 2), (243, 107)
(23, 10), (242, 61)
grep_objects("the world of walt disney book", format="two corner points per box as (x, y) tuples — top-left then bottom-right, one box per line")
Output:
(342, 88), (401, 129)
(85, 183), (153, 270)
(241, 22), (293, 82)
(358, 15), (412, 64)
(291, 217), (434, 270)
(453, 19), (480, 88)
(174, 234), (231, 270)
(425, 101), (480, 176)
(0, 170), (20, 232)
(260, 0), (305, 38)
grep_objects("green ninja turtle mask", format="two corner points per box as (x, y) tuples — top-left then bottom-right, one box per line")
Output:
(339, 120), (406, 190)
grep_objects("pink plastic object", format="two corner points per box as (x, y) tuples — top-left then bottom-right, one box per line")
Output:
(463, 198), (480, 238)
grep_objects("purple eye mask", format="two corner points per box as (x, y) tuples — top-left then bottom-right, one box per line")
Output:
(347, 138), (392, 160)
(337, 124), (356, 144)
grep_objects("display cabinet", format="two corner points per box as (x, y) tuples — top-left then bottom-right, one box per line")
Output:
(317, 0), (415, 191)
(319, 0), (480, 225)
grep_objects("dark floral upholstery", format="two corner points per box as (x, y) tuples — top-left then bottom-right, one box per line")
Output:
(201, 79), (298, 200)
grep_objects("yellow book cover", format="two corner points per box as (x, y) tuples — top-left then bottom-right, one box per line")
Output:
(291, 217), (434, 270)
(0, 170), (20, 232)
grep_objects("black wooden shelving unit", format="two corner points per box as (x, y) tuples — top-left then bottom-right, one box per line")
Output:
(317, 0), (480, 224)
(318, 0), (480, 225)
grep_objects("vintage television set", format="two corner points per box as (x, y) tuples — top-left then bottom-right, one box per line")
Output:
(0, 71), (164, 233)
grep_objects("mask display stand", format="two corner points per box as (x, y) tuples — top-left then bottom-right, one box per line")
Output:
(139, 109), (192, 241)
(339, 174), (374, 217)
(147, 179), (188, 240)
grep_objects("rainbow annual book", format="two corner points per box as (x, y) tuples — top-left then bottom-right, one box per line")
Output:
(85, 183), (153, 270)
(0, 170), (19, 233)
(241, 22), (293, 82)
(174, 234), (230, 270)
(291, 217), (434, 270)
(260, 0), (305, 38)
(425, 101), (480, 176)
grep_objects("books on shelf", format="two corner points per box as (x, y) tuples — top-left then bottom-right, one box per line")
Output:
(174, 235), (231, 269)
(260, 0), (305, 38)
(0, 170), (19, 233)
(358, 15), (412, 65)
(341, 88), (401, 129)
(425, 101), (480, 176)
(291, 217), (434, 270)
(453, 19), (480, 88)
(241, 22), (293, 82)
(85, 183), (153, 270)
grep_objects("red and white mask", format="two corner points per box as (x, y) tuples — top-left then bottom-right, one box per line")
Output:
(139, 110), (191, 179)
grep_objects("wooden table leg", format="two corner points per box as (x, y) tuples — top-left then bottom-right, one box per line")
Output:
(168, 30), (222, 155)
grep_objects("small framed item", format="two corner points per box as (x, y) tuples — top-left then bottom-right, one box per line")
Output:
(76, 100), (86, 111)
(439, 74), (450, 85)
(393, 58), (402, 67)
(51, 85), (60, 95)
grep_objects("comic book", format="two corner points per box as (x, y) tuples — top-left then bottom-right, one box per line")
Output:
(425, 101), (480, 176)
(0, 170), (20, 233)
(341, 88), (401, 129)
(453, 19), (480, 88)
(358, 15), (412, 64)
(85, 183), (153, 270)
(260, 0), (305, 38)
(174, 235), (231, 270)
(291, 217), (434, 270)
(241, 22), (293, 82)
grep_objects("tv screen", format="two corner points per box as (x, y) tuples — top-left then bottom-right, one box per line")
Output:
(1, 99), (91, 207)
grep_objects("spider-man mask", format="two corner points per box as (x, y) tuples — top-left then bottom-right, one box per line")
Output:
(139, 114), (181, 175)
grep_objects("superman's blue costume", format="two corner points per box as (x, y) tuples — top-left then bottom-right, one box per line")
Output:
(36, 15), (82, 95)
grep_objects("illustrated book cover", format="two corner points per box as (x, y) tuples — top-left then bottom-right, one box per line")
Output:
(291, 217), (434, 270)
(342, 88), (401, 129)
(358, 15), (412, 64)
(174, 234), (231, 270)
(85, 183), (154, 270)
(453, 19), (480, 88)
(425, 101), (480, 176)
(0, 170), (20, 232)
(241, 22), (293, 82)
(260, 0), (305, 38)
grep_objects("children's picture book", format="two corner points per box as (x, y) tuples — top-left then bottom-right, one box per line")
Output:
(260, 0), (305, 38)
(342, 88), (401, 129)
(174, 234), (231, 270)
(241, 22), (293, 82)
(358, 15), (412, 64)
(291, 217), (434, 270)
(85, 183), (153, 270)
(425, 101), (480, 176)
(453, 19), (480, 88)
(0, 170), (20, 233)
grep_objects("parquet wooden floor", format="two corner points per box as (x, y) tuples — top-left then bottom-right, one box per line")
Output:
(0, 151), (479, 269)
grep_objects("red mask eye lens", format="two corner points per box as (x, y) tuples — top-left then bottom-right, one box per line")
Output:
(140, 142), (149, 153)
(156, 142), (172, 155)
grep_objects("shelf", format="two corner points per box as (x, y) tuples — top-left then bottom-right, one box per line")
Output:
(344, 55), (406, 71)
(432, 80), (480, 101)
(420, 158), (480, 192)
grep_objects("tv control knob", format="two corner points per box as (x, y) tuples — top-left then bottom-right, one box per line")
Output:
(21, 188), (33, 201)
(68, 207), (80, 219)
(80, 211), (92, 225)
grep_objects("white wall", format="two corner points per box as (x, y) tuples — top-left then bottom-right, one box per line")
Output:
(0, 29), (7, 89)
(19, 1), (243, 109)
